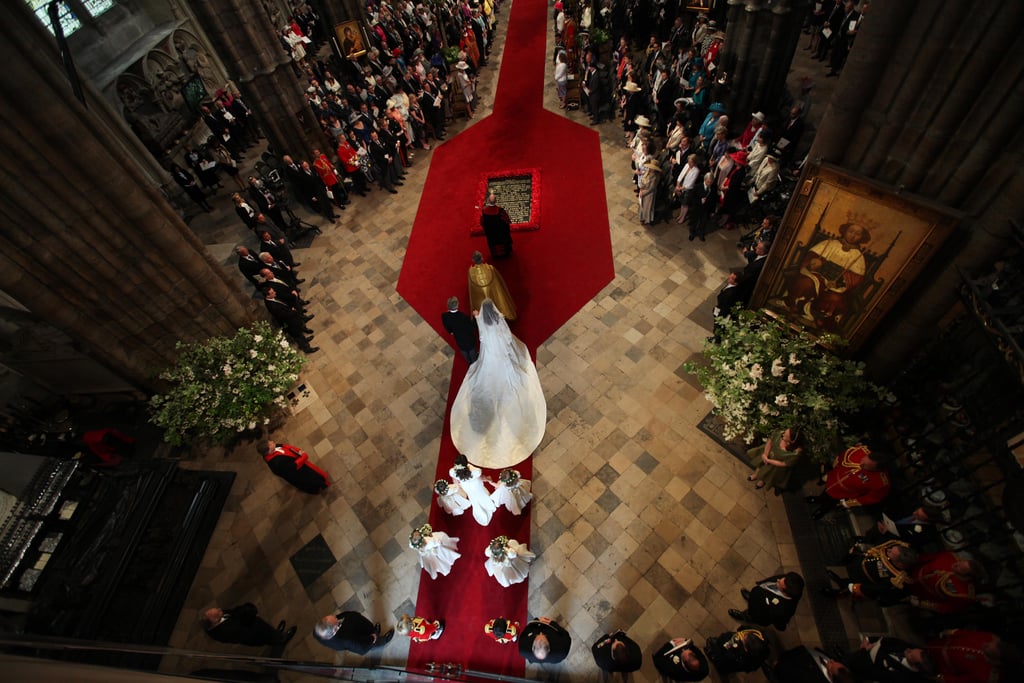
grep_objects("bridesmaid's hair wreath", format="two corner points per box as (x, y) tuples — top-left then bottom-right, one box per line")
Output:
(498, 469), (520, 486)
(409, 523), (432, 549)
(489, 535), (510, 562)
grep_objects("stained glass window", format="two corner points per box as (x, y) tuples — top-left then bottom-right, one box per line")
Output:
(27, 0), (115, 36)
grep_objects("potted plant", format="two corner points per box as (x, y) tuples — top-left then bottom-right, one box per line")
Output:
(149, 321), (306, 447)
(684, 310), (889, 464)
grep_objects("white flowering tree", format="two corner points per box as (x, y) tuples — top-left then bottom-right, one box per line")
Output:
(685, 310), (885, 464)
(149, 322), (305, 447)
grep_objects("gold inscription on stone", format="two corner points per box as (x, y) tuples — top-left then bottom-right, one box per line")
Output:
(487, 175), (533, 224)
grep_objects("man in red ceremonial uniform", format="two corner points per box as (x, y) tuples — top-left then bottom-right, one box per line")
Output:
(806, 443), (892, 519)
(927, 629), (1014, 683)
(258, 440), (330, 494)
(910, 551), (983, 614)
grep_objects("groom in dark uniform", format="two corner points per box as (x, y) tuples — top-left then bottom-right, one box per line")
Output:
(201, 603), (296, 652)
(442, 296), (478, 363)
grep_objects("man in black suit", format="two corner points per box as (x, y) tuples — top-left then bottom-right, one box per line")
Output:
(259, 252), (302, 288)
(713, 271), (745, 340)
(519, 617), (571, 664)
(264, 287), (318, 354)
(201, 603), (296, 651)
(313, 611), (393, 655)
(592, 630), (642, 673)
(704, 626), (770, 675)
(235, 246), (263, 289)
(247, 176), (291, 236)
(368, 131), (400, 194)
(737, 240), (770, 306)
(652, 637), (709, 682)
(774, 645), (854, 683)
(728, 572), (805, 631)
(259, 230), (299, 268)
(259, 268), (307, 312)
(847, 636), (934, 683)
(442, 296), (478, 363)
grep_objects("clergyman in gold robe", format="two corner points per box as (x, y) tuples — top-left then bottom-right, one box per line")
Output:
(468, 251), (517, 321)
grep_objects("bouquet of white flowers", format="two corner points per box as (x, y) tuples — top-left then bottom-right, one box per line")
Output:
(149, 321), (305, 446)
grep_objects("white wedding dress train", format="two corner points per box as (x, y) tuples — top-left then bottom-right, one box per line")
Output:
(450, 301), (546, 469)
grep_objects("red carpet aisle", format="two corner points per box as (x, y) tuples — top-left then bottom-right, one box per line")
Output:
(397, 0), (614, 675)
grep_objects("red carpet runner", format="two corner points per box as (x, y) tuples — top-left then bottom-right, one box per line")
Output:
(397, 0), (614, 675)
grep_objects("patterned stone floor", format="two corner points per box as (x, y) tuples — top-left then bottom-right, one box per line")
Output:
(165, 13), (833, 683)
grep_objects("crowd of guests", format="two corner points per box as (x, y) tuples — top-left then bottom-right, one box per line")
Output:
(175, 0), (509, 356)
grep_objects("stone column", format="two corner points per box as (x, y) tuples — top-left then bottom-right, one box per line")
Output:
(186, 0), (321, 159)
(0, 1), (258, 391)
(722, 0), (807, 119)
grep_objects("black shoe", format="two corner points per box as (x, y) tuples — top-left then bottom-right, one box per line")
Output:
(387, 188), (398, 194)
(305, 335), (315, 342)
(294, 278), (305, 284)
(827, 570), (844, 585)
(826, 71), (839, 78)
(812, 507), (829, 520)
(700, 235), (705, 241)
(303, 346), (320, 354)
(303, 314), (315, 322)
(688, 234), (695, 241)
(394, 182), (404, 186)
(740, 589), (751, 601)
(804, 495), (820, 504)
(820, 587), (842, 598)
(728, 609), (750, 622)
(277, 620), (286, 631)
(281, 625), (297, 645)
(292, 262), (302, 267)
(302, 327), (314, 334)
(374, 623), (381, 634)
(374, 628), (394, 648)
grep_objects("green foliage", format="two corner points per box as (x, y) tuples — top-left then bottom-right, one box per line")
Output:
(149, 322), (305, 447)
(589, 27), (611, 46)
(442, 46), (460, 64)
(684, 310), (888, 464)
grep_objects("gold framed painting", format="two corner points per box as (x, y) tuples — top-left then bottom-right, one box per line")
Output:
(335, 20), (366, 60)
(750, 163), (960, 352)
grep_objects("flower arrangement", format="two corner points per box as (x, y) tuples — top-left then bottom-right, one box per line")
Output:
(149, 322), (305, 447)
(684, 310), (888, 464)
(434, 479), (450, 496)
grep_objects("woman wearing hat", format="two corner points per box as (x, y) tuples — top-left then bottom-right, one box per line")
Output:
(454, 60), (476, 118)
(621, 81), (645, 140)
(638, 157), (662, 225)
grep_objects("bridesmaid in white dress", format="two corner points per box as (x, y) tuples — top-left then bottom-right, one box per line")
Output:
(490, 468), (533, 515)
(409, 524), (461, 580)
(450, 454), (497, 526)
(434, 479), (471, 516)
(484, 535), (535, 587)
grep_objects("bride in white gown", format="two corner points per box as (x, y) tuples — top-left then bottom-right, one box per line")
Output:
(409, 524), (461, 580)
(484, 535), (535, 587)
(449, 454), (496, 526)
(450, 299), (546, 469)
